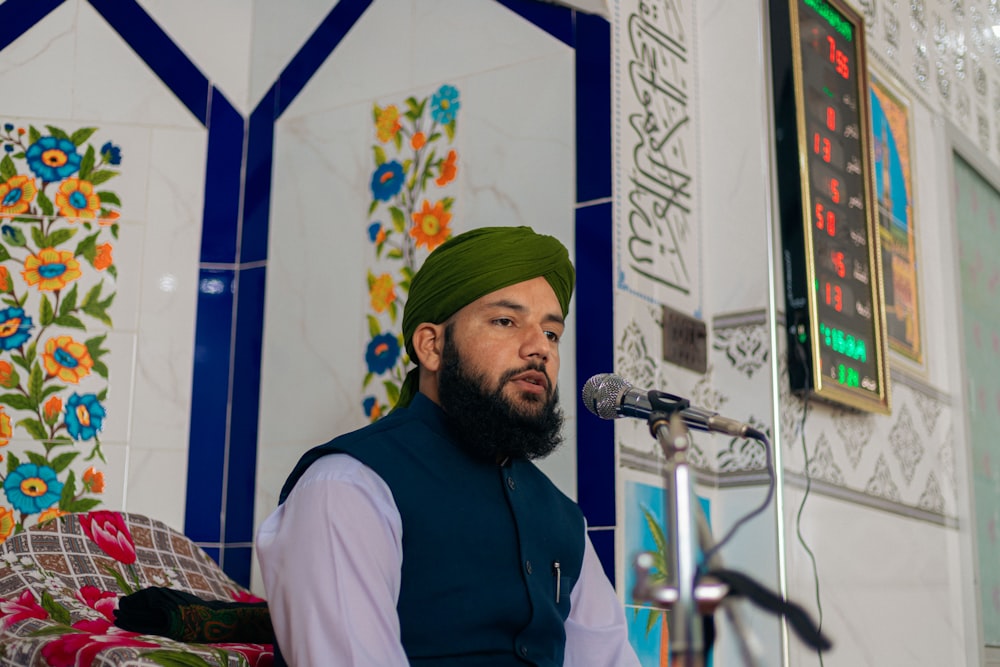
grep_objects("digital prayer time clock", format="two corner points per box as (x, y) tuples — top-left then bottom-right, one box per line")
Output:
(770, 0), (891, 413)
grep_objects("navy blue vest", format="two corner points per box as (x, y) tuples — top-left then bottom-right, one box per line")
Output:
(279, 394), (585, 666)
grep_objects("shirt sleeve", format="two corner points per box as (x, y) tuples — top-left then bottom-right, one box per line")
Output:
(564, 532), (642, 667)
(255, 454), (409, 667)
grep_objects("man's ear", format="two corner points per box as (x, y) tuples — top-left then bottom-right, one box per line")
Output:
(411, 322), (445, 372)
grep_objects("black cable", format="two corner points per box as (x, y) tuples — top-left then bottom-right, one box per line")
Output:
(698, 428), (774, 569)
(793, 349), (825, 665)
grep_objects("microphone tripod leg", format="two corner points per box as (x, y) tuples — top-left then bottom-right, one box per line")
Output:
(694, 503), (766, 667)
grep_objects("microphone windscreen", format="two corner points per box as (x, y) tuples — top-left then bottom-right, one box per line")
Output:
(581, 373), (635, 420)
(581, 373), (610, 416)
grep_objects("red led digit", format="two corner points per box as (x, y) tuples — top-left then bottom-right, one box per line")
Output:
(812, 133), (832, 162)
(815, 203), (836, 236)
(824, 282), (843, 312)
(836, 50), (850, 78)
(826, 35), (850, 79)
(831, 250), (845, 277)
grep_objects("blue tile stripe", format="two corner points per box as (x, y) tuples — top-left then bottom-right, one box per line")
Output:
(185, 269), (236, 543)
(199, 89), (245, 264)
(0, 0), (66, 52)
(87, 0), (211, 125)
(241, 93), (277, 265)
(224, 266), (267, 544)
(573, 14), (616, 542)
(271, 0), (375, 118)
(495, 0), (575, 47)
(575, 202), (616, 531)
(575, 12), (612, 202)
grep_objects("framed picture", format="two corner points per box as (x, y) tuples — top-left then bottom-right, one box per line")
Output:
(870, 71), (922, 364)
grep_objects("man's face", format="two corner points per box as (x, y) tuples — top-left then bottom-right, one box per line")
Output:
(436, 276), (566, 461)
(444, 276), (563, 409)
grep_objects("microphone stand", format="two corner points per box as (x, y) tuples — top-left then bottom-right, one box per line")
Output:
(631, 392), (762, 667)
(636, 393), (708, 667)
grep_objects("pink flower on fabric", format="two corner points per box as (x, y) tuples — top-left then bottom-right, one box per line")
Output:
(41, 618), (159, 667)
(76, 585), (118, 621)
(230, 589), (266, 603)
(79, 511), (136, 564)
(0, 589), (48, 628)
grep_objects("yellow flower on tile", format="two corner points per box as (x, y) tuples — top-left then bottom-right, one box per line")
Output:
(42, 335), (94, 384)
(55, 177), (100, 220)
(376, 105), (402, 143)
(369, 273), (396, 313)
(0, 409), (10, 447)
(0, 174), (37, 217)
(0, 506), (14, 542)
(22, 247), (82, 291)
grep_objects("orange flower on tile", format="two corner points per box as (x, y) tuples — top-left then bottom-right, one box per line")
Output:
(42, 335), (94, 384)
(436, 149), (458, 187)
(94, 243), (113, 271)
(376, 105), (402, 143)
(369, 273), (396, 313)
(411, 132), (427, 150)
(83, 466), (105, 494)
(410, 199), (451, 251)
(0, 506), (14, 542)
(22, 247), (82, 291)
(0, 266), (10, 293)
(99, 209), (120, 226)
(0, 360), (14, 388)
(43, 395), (62, 424)
(38, 507), (69, 524)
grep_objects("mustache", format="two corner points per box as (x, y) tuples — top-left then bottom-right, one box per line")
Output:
(498, 363), (552, 393)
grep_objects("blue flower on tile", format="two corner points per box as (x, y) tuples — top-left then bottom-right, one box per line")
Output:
(368, 222), (383, 242)
(100, 141), (122, 166)
(371, 161), (405, 202)
(0, 307), (32, 351)
(25, 136), (81, 182)
(65, 393), (107, 441)
(3, 124), (13, 132)
(431, 85), (460, 125)
(362, 396), (383, 422)
(4, 463), (63, 515)
(3, 145), (12, 153)
(365, 333), (401, 375)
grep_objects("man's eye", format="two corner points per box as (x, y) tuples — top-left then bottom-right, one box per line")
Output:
(493, 318), (513, 327)
(545, 331), (560, 343)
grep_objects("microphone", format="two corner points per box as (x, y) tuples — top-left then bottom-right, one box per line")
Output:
(581, 373), (759, 438)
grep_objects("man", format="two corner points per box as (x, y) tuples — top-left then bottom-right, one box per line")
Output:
(256, 226), (640, 666)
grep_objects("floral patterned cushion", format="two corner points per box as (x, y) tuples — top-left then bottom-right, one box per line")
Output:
(0, 511), (273, 667)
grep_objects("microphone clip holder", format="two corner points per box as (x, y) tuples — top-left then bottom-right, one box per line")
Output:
(643, 390), (691, 441)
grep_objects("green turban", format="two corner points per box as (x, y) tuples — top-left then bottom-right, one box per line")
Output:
(395, 225), (575, 409)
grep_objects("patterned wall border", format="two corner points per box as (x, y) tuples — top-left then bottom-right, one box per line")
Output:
(618, 306), (958, 527)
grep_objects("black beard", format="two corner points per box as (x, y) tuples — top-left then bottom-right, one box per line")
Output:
(436, 332), (564, 463)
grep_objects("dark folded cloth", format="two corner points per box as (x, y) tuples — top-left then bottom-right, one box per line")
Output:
(114, 587), (275, 644)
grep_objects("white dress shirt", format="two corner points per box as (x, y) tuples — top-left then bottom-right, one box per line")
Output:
(256, 453), (640, 666)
